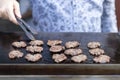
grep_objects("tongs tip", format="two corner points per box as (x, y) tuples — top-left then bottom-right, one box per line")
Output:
(16, 17), (37, 40)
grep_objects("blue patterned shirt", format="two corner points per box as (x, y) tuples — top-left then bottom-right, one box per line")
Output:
(31, 0), (118, 32)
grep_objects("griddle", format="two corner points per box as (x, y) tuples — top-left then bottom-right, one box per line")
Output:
(0, 32), (120, 75)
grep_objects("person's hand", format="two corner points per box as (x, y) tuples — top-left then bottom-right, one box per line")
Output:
(0, 0), (21, 24)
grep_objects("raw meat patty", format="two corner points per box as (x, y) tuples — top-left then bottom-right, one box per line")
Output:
(25, 53), (42, 62)
(47, 40), (62, 46)
(9, 50), (23, 59)
(29, 40), (44, 46)
(71, 54), (87, 63)
(93, 55), (110, 63)
(52, 54), (67, 63)
(89, 48), (104, 56)
(88, 42), (101, 49)
(64, 49), (82, 56)
(50, 45), (65, 53)
(65, 41), (80, 48)
(12, 41), (27, 48)
(26, 46), (43, 53)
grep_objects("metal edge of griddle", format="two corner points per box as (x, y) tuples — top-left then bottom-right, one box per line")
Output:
(0, 64), (120, 75)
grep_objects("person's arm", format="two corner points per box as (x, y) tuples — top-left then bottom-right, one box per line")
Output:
(0, 0), (21, 24)
(101, 0), (118, 32)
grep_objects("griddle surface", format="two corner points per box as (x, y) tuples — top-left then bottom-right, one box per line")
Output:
(0, 32), (120, 64)
(1, 32), (120, 75)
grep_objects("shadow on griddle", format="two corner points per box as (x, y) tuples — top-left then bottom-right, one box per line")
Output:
(0, 32), (21, 48)
(107, 33), (120, 63)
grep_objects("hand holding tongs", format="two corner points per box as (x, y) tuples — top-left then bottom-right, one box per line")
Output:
(16, 16), (38, 40)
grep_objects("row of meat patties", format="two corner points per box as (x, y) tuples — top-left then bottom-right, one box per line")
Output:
(88, 42), (110, 63)
(49, 40), (111, 63)
(9, 40), (44, 62)
(8, 40), (111, 63)
(48, 40), (87, 63)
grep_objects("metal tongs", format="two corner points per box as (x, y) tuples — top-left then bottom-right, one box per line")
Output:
(16, 17), (38, 40)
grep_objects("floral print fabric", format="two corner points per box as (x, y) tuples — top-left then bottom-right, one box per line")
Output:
(31, 0), (118, 32)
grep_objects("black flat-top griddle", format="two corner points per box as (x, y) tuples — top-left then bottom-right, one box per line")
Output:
(0, 32), (120, 75)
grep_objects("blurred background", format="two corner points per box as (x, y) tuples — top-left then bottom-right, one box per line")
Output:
(0, 0), (120, 32)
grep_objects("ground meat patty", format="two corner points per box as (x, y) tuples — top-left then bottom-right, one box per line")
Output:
(71, 54), (87, 63)
(50, 45), (65, 53)
(29, 40), (44, 46)
(64, 49), (82, 56)
(93, 55), (110, 63)
(26, 46), (43, 53)
(65, 41), (80, 48)
(89, 48), (104, 56)
(8, 50), (23, 59)
(52, 54), (67, 63)
(87, 42), (101, 49)
(47, 40), (62, 46)
(12, 41), (27, 48)
(25, 53), (42, 62)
